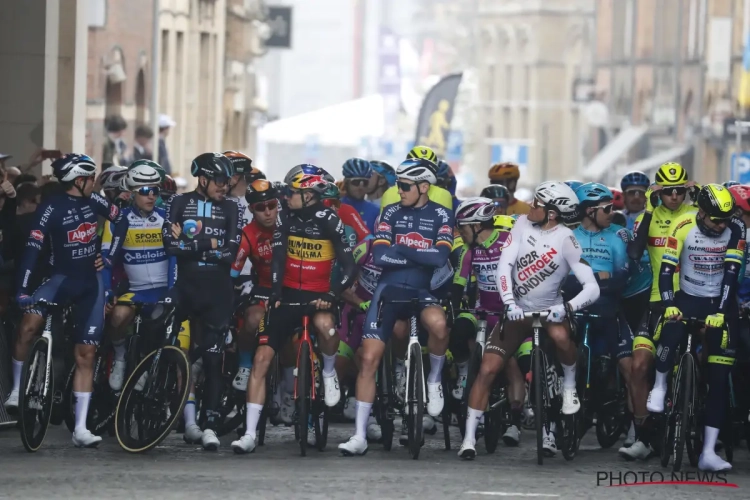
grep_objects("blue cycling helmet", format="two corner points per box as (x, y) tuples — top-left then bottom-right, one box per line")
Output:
(620, 171), (650, 190)
(284, 164), (334, 185)
(342, 158), (372, 179)
(436, 160), (451, 182)
(724, 180), (741, 188)
(370, 160), (396, 186)
(564, 180), (583, 191)
(575, 182), (614, 210)
(52, 154), (97, 182)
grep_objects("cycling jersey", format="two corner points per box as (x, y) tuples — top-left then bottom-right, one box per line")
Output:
(352, 238), (380, 300)
(630, 203), (697, 302)
(270, 203), (355, 296)
(337, 202), (371, 244)
(453, 229), (509, 311)
(102, 206), (175, 291)
(17, 192), (121, 294)
(618, 223), (652, 298)
(620, 209), (643, 231)
(372, 201), (454, 289)
(659, 213), (745, 306)
(507, 198), (531, 216)
(161, 191), (242, 272)
(341, 196), (379, 233)
(571, 224), (629, 298)
(496, 215), (599, 312)
(231, 219), (273, 288)
(379, 185), (452, 212)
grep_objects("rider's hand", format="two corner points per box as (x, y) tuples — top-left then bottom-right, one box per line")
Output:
(16, 293), (34, 309)
(706, 313), (725, 329)
(547, 303), (567, 323)
(597, 271), (610, 280)
(359, 300), (371, 312)
(506, 303), (525, 322)
(646, 186), (661, 213)
(268, 294), (280, 310)
(210, 238), (218, 250)
(665, 306), (682, 321)
(171, 222), (182, 239)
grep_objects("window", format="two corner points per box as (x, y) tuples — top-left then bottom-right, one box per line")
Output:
(88, 0), (106, 28)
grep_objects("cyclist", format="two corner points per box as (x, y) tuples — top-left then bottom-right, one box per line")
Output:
(724, 180), (740, 188)
(13, 154), (122, 447)
(162, 152), (240, 451)
(459, 181), (599, 460)
(232, 172), (356, 454)
(436, 159), (461, 211)
(341, 158), (379, 233)
(379, 146), (453, 211)
(730, 185), (750, 312)
(367, 160), (396, 205)
(649, 184), (744, 471)
(622, 162), (697, 460)
(338, 157), (454, 456)
(97, 164), (128, 204)
(487, 162), (531, 215)
(224, 150), (265, 228)
(100, 162), (175, 391)
(231, 180), (278, 395)
(160, 174), (178, 211)
(620, 171), (650, 230)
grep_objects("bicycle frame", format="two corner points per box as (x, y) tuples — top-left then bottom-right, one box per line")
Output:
(295, 311), (317, 402)
(404, 310), (425, 417)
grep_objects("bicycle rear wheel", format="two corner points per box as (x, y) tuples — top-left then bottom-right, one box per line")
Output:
(672, 355), (693, 472)
(484, 398), (504, 454)
(532, 347), (545, 465)
(441, 364), (451, 451)
(115, 345), (190, 453)
(407, 343), (424, 460)
(19, 337), (54, 453)
(314, 404), (329, 451)
(296, 341), (311, 457)
(459, 343), (483, 438)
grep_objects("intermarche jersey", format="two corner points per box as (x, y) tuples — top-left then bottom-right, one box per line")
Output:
(660, 213), (745, 299)
(352, 238), (381, 300)
(102, 206), (175, 291)
(496, 215), (600, 312)
(571, 224), (629, 297)
(453, 229), (510, 311)
(231, 219), (274, 288)
(17, 192), (121, 293)
(372, 201), (454, 290)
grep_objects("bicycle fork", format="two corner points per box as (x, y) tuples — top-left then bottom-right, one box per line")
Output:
(404, 315), (425, 415)
(34, 315), (55, 400)
(294, 316), (317, 401)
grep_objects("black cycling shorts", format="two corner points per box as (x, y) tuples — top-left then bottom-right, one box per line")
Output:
(257, 288), (335, 353)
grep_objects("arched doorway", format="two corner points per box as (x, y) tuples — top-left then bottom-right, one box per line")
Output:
(105, 47), (125, 119)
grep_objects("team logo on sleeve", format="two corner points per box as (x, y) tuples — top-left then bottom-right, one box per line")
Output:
(30, 230), (44, 242)
(438, 225), (452, 236)
(109, 204), (119, 220)
(377, 222), (391, 233)
(666, 237), (678, 250)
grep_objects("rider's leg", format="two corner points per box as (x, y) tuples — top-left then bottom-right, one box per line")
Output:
(246, 345), (275, 434)
(627, 306), (658, 449)
(237, 303), (264, 389)
(449, 313), (476, 399)
(421, 305), (448, 383)
(506, 356), (525, 428)
(10, 313), (44, 397)
(547, 321), (576, 386)
(314, 310), (342, 406)
(354, 339), (386, 436)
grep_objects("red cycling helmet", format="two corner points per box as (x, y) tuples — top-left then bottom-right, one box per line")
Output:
(609, 187), (624, 211)
(729, 184), (750, 213)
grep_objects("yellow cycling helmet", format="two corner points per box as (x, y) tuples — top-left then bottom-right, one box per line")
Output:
(697, 184), (735, 220)
(654, 162), (688, 187)
(493, 214), (515, 231)
(488, 162), (520, 181)
(407, 145), (438, 164)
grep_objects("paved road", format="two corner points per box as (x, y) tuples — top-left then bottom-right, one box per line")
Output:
(1, 421), (749, 499)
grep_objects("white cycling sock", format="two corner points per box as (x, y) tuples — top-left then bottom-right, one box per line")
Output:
(464, 407), (483, 444)
(11, 358), (23, 392)
(457, 360), (469, 378)
(112, 339), (127, 362)
(322, 353), (336, 376)
(702, 425), (720, 456)
(284, 367), (295, 394)
(184, 393), (197, 426)
(653, 370), (668, 392)
(74, 391), (92, 432)
(245, 403), (263, 439)
(561, 362), (576, 389)
(354, 400), (372, 440)
(427, 354), (445, 384)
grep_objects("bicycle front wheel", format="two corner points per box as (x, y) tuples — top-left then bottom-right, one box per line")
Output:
(672, 355), (694, 472)
(19, 336), (54, 453)
(115, 345), (190, 453)
(532, 347), (545, 465)
(407, 343), (424, 460)
(296, 341), (311, 457)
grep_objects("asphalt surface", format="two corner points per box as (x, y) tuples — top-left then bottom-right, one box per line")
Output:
(1, 419), (749, 500)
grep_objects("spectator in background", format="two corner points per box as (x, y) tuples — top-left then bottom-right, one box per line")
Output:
(15, 183), (40, 215)
(132, 124), (154, 162)
(13, 173), (37, 188)
(158, 114), (175, 175)
(4, 166), (21, 184)
(103, 114), (129, 166)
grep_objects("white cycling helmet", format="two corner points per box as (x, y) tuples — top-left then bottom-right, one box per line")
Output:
(455, 197), (496, 225)
(99, 165), (127, 190)
(396, 158), (437, 184)
(125, 164), (162, 190)
(534, 181), (579, 223)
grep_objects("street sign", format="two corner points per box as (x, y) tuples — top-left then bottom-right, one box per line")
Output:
(266, 6), (293, 48)
(731, 152), (750, 183)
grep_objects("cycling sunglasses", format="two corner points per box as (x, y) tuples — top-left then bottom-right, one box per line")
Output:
(211, 176), (229, 187)
(348, 178), (368, 187)
(532, 198), (545, 209)
(662, 186), (687, 197)
(624, 188), (646, 197)
(707, 213), (732, 224)
(252, 199), (278, 212)
(135, 186), (160, 197)
(397, 180), (416, 192)
(595, 203), (614, 214)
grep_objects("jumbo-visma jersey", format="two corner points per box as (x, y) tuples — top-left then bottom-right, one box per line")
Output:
(102, 207), (170, 291)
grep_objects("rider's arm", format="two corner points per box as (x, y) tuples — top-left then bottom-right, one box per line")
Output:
(270, 210), (288, 298)
(627, 211), (650, 261)
(16, 200), (54, 295)
(89, 191), (122, 224)
(321, 210), (357, 295)
(339, 203), (371, 243)
(394, 208), (454, 268)
(717, 217), (746, 314)
(201, 200), (242, 265)
(230, 228), (252, 278)
(371, 207), (415, 268)
(100, 216), (130, 289)
(451, 244), (471, 310)
(596, 227), (630, 295)
(162, 194), (212, 257)
(657, 221), (685, 308)
(562, 234), (600, 312)
(496, 216), (525, 306)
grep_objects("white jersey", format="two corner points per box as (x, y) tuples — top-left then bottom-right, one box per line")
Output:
(497, 215), (600, 312)
(229, 195), (254, 276)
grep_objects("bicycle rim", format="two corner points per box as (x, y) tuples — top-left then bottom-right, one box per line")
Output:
(297, 342), (310, 457)
(408, 343), (423, 460)
(673, 356), (693, 472)
(533, 347), (545, 465)
(115, 346), (190, 453)
(19, 337), (53, 453)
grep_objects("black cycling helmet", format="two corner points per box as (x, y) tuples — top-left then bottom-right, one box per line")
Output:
(190, 152), (234, 179)
(480, 184), (511, 201)
(245, 179), (278, 205)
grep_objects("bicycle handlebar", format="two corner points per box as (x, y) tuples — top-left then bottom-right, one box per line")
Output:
(523, 311), (551, 318)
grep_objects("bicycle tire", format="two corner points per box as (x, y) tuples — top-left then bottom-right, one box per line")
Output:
(441, 365), (451, 451)
(484, 405), (503, 454)
(532, 347), (545, 465)
(64, 356), (114, 437)
(314, 405), (329, 451)
(63, 364), (76, 433)
(407, 343), (424, 460)
(296, 341), (311, 457)
(115, 345), (190, 453)
(258, 355), (276, 446)
(660, 413), (674, 467)
(379, 347), (395, 451)
(19, 336), (54, 453)
(672, 355), (693, 472)
(459, 343), (483, 438)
